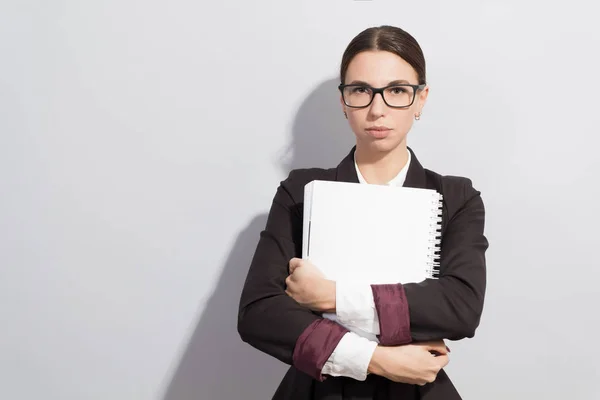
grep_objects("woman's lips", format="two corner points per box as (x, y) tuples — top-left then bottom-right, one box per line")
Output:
(366, 127), (391, 139)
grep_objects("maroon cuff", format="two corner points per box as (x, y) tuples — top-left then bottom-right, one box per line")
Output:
(371, 284), (412, 346)
(292, 319), (348, 381)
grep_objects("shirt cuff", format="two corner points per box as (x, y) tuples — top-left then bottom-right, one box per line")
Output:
(335, 281), (380, 335)
(321, 332), (378, 381)
(371, 283), (412, 346)
(292, 319), (348, 381)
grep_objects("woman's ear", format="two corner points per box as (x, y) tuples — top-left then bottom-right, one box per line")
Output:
(414, 86), (429, 120)
(417, 85), (430, 109)
(340, 95), (347, 119)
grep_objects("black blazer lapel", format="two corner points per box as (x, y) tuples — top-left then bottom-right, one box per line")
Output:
(334, 146), (360, 183)
(403, 147), (428, 190)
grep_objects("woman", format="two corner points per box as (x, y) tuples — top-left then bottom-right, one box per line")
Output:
(238, 25), (488, 400)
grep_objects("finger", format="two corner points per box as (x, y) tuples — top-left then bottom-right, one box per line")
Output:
(433, 340), (450, 353)
(425, 341), (449, 355)
(289, 258), (302, 274)
(285, 283), (296, 295)
(434, 355), (450, 369)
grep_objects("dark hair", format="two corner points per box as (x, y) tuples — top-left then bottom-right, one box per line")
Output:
(340, 25), (426, 85)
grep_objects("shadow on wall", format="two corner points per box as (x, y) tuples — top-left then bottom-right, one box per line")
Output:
(160, 78), (354, 400)
(281, 78), (356, 171)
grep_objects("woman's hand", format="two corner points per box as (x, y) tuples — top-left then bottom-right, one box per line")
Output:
(285, 258), (336, 313)
(368, 341), (450, 386)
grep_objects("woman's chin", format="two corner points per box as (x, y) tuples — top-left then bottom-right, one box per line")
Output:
(357, 135), (404, 153)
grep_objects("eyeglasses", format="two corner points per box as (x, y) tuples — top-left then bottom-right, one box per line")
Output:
(338, 83), (426, 109)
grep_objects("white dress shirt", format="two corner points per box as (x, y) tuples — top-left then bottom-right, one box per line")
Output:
(320, 148), (412, 381)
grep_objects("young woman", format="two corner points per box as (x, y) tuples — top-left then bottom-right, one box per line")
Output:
(238, 25), (488, 400)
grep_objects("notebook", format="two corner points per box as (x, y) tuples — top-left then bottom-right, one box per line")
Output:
(302, 180), (443, 285)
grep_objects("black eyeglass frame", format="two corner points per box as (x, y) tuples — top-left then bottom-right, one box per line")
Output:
(338, 83), (427, 109)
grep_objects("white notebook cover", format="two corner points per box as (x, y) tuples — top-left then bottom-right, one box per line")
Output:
(302, 180), (442, 285)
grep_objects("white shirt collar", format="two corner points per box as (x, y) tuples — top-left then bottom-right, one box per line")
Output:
(354, 148), (411, 187)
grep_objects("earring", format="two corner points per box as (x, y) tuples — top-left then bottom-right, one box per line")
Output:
(344, 111), (348, 119)
(415, 112), (422, 121)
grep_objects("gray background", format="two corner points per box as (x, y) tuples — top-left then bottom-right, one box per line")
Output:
(1, 1), (599, 399)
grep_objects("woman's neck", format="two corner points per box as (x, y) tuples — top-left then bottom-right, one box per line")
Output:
(354, 142), (409, 185)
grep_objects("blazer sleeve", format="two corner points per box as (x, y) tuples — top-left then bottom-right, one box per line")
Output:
(237, 170), (348, 381)
(370, 178), (489, 344)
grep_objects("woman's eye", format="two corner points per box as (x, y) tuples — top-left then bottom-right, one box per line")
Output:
(352, 86), (369, 93)
(389, 87), (407, 94)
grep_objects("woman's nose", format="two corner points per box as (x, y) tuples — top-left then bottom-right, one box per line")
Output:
(368, 92), (386, 116)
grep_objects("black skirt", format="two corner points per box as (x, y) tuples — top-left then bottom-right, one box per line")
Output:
(271, 366), (461, 400)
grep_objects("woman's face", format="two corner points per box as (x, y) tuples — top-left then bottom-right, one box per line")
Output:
(341, 50), (428, 154)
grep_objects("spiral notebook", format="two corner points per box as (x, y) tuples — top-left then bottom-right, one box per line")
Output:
(302, 180), (443, 285)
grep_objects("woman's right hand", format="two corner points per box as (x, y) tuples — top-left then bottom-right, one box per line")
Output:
(368, 341), (450, 386)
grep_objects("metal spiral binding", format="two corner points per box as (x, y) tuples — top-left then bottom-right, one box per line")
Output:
(425, 192), (443, 278)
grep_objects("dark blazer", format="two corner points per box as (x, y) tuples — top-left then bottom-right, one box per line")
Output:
(238, 146), (489, 400)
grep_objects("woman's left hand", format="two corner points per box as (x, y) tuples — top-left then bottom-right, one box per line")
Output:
(285, 258), (336, 313)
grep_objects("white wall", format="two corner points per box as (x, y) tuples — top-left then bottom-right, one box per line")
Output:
(1, 1), (599, 399)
